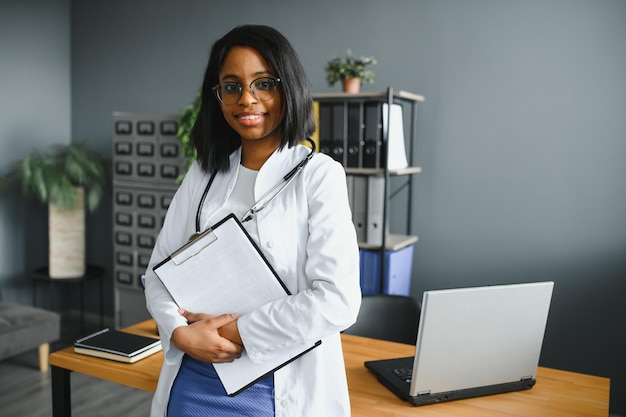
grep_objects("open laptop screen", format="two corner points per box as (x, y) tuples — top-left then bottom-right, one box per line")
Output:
(411, 281), (554, 396)
(365, 281), (554, 406)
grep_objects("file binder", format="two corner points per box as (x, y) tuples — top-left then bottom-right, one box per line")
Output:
(153, 213), (320, 396)
(359, 245), (414, 295)
(358, 249), (380, 295)
(346, 174), (355, 215)
(346, 102), (363, 167)
(308, 101), (320, 152)
(351, 175), (368, 242)
(331, 103), (346, 164)
(383, 103), (409, 170)
(366, 175), (385, 246)
(362, 102), (383, 168)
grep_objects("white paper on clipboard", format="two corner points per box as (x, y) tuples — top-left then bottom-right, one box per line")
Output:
(152, 213), (320, 396)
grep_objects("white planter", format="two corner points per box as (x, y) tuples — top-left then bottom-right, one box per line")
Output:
(48, 187), (86, 278)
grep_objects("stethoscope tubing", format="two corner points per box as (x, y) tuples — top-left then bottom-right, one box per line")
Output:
(193, 138), (316, 236)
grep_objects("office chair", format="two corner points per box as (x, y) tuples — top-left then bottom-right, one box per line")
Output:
(343, 294), (421, 345)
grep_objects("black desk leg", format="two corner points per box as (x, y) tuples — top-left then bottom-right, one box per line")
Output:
(52, 366), (72, 417)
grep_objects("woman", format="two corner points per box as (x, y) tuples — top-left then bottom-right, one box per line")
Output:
(144, 24), (361, 417)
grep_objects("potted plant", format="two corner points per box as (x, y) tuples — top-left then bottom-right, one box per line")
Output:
(0, 142), (108, 278)
(176, 91), (201, 183)
(325, 50), (377, 93)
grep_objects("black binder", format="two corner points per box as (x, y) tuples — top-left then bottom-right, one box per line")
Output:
(346, 102), (363, 167)
(362, 102), (383, 168)
(330, 102), (347, 164)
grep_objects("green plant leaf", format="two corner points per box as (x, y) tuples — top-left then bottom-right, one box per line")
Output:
(1, 142), (108, 212)
(176, 91), (201, 183)
(325, 50), (377, 87)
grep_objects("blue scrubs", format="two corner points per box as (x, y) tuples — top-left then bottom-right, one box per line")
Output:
(167, 354), (274, 417)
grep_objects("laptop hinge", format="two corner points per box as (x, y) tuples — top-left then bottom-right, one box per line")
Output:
(417, 390), (431, 396)
(521, 375), (533, 381)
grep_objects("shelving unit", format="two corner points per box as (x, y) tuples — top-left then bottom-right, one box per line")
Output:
(313, 88), (424, 294)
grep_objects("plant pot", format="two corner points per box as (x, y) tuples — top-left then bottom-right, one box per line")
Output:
(49, 187), (86, 278)
(342, 78), (361, 94)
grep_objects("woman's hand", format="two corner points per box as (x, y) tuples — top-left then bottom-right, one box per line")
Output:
(171, 309), (243, 363)
(183, 309), (243, 345)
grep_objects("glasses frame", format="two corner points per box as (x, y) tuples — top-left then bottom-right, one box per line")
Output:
(212, 77), (282, 105)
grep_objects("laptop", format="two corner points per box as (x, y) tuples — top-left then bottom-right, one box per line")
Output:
(365, 281), (554, 406)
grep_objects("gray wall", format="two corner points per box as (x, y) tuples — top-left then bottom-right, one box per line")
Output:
(0, 0), (71, 302)
(1, 0), (624, 412)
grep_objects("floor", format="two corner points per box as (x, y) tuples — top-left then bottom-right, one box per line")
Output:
(0, 314), (152, 417)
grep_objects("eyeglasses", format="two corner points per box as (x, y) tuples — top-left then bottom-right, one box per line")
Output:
(212, 77), (281, 105)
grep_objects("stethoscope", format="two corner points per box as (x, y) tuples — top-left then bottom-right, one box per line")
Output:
(192, 138), (316, 239)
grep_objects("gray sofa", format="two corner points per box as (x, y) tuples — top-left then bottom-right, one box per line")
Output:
(0, 294), (61, 372)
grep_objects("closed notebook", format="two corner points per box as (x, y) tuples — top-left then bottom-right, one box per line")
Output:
(153, 213), (320, 396)
(74, 328), (162, 363)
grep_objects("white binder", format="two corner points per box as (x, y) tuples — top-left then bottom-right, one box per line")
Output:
(383, 103), (409, 170)
(153, 213), (320, 396)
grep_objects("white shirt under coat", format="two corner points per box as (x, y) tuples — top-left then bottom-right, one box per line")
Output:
(144, 143), (362, 417)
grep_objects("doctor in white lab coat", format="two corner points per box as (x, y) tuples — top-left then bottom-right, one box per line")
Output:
(144, 24), (361, 417)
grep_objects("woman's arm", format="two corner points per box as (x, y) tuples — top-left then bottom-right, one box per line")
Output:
(172, 310), (243, 362)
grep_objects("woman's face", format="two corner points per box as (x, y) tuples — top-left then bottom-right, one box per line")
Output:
(217, 46), (284, 147)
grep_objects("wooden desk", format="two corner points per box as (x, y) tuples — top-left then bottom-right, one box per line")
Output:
(50, 320), (610, 417)
(342, 334), (610, 417)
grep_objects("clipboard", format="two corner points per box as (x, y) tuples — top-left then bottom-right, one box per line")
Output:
(153, 213), (320, 396)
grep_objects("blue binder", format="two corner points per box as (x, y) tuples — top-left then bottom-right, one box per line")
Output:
(359, 245), (414, 295)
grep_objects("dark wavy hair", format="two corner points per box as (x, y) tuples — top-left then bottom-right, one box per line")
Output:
(191, 24), (315, 173)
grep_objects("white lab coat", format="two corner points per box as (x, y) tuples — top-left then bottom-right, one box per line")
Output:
(144, 143), (362, 417)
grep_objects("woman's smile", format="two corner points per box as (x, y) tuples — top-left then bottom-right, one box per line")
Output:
(236, 111), (267, 126)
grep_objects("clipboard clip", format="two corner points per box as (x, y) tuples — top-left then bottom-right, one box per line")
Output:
(170, 228), (219, 265)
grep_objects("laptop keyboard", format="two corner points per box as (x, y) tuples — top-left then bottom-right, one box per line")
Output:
(392, 367), (413, 384)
